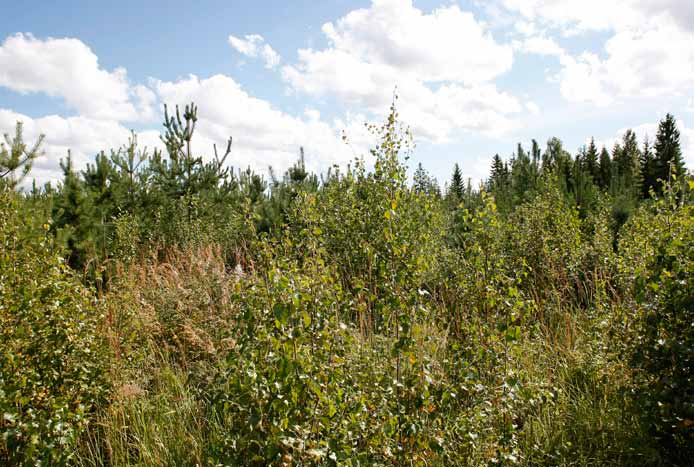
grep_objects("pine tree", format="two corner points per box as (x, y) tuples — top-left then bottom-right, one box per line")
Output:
(82, 152), (116, 255)
(0, 121), (45, 189)
(53, 152), (96, 270)
(288, 147), (309, 185)
(544, 137), (573, 196)
(110, 131), (148, 211)
(653, 113), (685, 192)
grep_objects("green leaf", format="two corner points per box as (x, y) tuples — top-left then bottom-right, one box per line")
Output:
(273, 303), (290, 325)
(302, 310), (311, 327)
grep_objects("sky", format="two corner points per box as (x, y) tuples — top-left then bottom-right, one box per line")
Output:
(1, 0), (693, 188)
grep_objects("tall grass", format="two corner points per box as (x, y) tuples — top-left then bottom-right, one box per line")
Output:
(71, 242), (662, 466)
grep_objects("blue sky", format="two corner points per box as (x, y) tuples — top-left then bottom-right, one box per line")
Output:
(1, 0), (693, 187)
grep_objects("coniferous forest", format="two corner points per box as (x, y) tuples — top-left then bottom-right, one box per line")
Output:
(1, 101), (692, 465)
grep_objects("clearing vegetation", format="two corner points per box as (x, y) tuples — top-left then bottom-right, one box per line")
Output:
(1, 102), (692, 465)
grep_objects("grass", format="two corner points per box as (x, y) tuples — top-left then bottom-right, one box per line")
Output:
(66, 245), (663, 466)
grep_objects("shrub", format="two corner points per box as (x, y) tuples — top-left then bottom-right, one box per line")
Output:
(0, 190), (109, 464)
(619, 181), (694, 462)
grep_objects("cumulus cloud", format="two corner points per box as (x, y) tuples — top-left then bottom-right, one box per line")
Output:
(0, 108), (161, 186)
(515, 35), (564, 57)
(153, 74), (373, 175)
(500, 0), (685, 33)
(228, 34), (281, 69)
(525, 101), (540, 114)
(1, 72), (377, 185)
(282, 0), (521, 141)
(555, 52), (613, 106)
(319, 0), (512, 84)
(0, 33), (155, 121)
(0, 31), (374, 184)
(553, 24), (694, 106)
(501, 0), (694, 105)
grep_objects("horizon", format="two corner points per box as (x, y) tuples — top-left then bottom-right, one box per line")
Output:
(1, 0), (693, 187)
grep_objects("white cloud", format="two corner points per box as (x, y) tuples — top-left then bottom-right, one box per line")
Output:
(515, 35), (564, 57)
(504, 0), (693, 36)
(282, 0), (521, 141)
(0, 108), (161, 186)
(228, 34), (280, 69)
(0, 30), (377, 185)
(0, 72), (377, 186)
(514, 20), (538, 37)
(501, 0), (662, 33)
(555, 23), (694, 106)
(319, 0), (512, 84)
(0, 33), (155, 121)
(525, 101), (540, 114)
(501, 0), (694, 104)
(556, 52), (613, 106)
(154, 74), (373, 176)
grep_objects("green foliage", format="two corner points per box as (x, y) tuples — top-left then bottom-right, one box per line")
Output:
(300, 103), (446, 331)
(653, 113), (685, 193)
(598, 146), (612, 190)
(505, 179), (584, 305)
(3, 100), (691, 465)
(448, 162), (464, 202)
(0, 189), (109, 464)
(413, 162), (440, 197)
(0, 121), (45, 190)
(619, 179), (694, 462)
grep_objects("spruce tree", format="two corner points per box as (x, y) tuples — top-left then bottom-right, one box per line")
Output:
(413, 162), (428, 193)
(450, 163), (464, 201)
(531, 139), (541, 166)
(639, 138), (656, 199)
(511, 143), (537, 204)
(489, 154), (505, 188)
(413, 162), (440, 197)
(584, 138), (599, 182)
(610, 142), (623, 193)
(598, 146), (611, 190)
(619, 129), (641, 197)
(654, 113), (685, 191)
